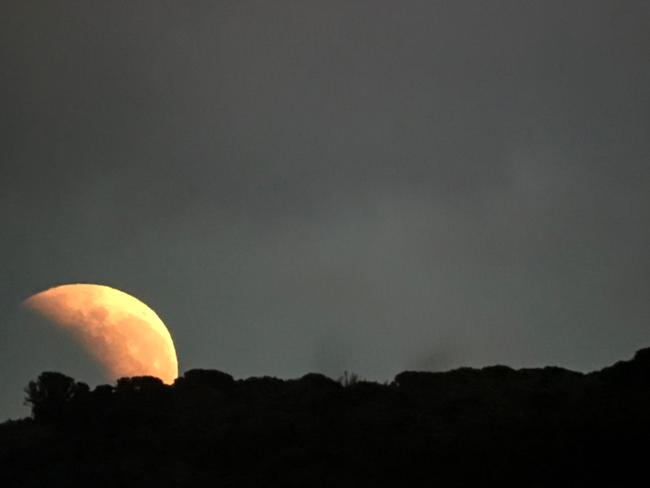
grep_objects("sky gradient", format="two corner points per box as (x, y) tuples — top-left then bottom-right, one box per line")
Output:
(1, 0), (648, 418)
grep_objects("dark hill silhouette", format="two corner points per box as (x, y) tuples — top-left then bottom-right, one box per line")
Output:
(2, 349), (650, 487)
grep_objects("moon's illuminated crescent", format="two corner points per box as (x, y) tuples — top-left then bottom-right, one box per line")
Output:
(22, 284), (178, 384)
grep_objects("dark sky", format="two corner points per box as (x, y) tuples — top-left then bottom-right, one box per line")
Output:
(1, 1), (648, 418)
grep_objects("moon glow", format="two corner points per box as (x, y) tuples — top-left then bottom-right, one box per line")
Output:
(23, 284), (178, 384)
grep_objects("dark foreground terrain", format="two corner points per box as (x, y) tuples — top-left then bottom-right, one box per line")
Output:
(1, 349), (649, 487)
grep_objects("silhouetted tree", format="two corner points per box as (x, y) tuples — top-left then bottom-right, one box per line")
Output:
(2, 347), (650, 488)
(24, 371), (88, 423)
(338, 370), (360, 387)
(174, 369), (234, 392)
(116, 375), (165, 393)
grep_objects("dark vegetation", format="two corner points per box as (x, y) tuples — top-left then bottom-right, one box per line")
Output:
(2, 349), (650, 487)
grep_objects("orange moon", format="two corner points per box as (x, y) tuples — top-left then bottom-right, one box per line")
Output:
(22, 284), (178, 384)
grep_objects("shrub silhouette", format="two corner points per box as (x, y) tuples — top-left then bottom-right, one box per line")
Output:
(116, 375), (165, 393)
(174, 369), (235, 392)
(337, 370), (360, 387)
(24, 371), (88, 423)
(3, 347), (650, 487)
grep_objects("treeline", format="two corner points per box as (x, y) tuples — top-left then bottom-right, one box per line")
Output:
(1, 348), (650, 487)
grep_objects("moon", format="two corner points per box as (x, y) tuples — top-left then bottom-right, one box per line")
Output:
(22, 284), (178, 384)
